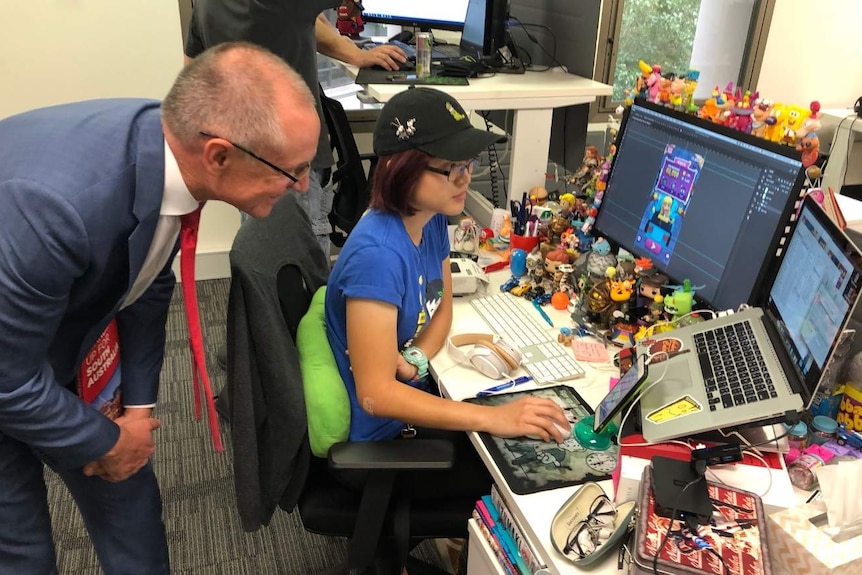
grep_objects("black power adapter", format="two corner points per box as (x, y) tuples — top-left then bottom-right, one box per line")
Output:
(691, 443), (743, 467)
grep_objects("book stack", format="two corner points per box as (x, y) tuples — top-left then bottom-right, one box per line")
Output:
(472, 484), (549, 575)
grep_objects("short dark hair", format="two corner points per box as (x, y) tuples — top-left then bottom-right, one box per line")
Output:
(369, 150), (431, 216)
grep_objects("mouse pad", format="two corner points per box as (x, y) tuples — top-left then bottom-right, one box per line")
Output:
(355, 67), (469, 86)
(464, 385), (618, 495)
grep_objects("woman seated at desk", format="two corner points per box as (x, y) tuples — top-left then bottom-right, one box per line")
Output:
(324, 87), (570, 496)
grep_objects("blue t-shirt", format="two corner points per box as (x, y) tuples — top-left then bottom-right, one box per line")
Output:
(325, 210), (450, 441)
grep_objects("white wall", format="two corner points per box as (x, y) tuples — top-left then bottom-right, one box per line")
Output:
(758, 0), (862, 109)
(1, 1), (239, 280)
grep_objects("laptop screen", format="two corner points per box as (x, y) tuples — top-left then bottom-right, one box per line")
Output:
(767, 198), (862, 399)
(594, 101), (806, 312)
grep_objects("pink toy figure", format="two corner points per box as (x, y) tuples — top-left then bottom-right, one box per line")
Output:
(647, 65), (663, 103)
(797, 101), (822, 139)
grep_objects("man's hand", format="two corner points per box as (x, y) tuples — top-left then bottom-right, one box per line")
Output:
(484, 397), (571, 443)
(354, 44), (407, 70)
(82, 417), (160, 482)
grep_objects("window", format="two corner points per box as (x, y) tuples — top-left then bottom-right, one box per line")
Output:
(593, 0), (775, 117)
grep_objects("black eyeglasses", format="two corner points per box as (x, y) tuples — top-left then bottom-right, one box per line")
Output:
(198, 131), (310, 184)
(563, 494), (617, 558)
(425, 158), (479, 182)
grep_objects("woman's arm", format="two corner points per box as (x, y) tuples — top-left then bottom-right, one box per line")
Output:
(411, 257), (454, 358)
(346, 297), (570, 441)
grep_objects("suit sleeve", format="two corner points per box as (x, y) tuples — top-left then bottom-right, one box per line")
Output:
(0, 182), (119, 469)
(116, 244), (177, 406)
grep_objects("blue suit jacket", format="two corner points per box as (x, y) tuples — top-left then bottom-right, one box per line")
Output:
(0, 99), (175, 470)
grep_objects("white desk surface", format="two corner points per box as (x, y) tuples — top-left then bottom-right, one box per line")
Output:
(360, 68), (613, 111)
(432, 271), (804, 575)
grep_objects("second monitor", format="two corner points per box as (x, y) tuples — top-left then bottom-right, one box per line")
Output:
(594, 100), (807, 313)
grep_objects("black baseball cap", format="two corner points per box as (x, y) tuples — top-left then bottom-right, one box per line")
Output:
(373, 87), (507, 161)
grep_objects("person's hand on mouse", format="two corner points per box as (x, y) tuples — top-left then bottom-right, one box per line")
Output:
(354, 44), (407, 70)
(484, 397), (571, 443)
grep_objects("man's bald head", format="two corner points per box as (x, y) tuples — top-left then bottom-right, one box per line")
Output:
(162, 41), (315, 153)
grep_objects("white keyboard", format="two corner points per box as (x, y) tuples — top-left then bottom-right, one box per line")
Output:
(470, 293), (585, 383)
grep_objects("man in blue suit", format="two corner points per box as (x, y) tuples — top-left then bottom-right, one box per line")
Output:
(0, 42), (320, 574)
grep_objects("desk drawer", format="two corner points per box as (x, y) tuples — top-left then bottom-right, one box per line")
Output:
(467, 518), (508, 575)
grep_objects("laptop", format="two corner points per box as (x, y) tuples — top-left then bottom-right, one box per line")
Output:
(638, 195), (862, 443)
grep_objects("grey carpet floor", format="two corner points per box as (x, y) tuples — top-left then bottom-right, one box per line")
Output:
(47, 278), (444, 574)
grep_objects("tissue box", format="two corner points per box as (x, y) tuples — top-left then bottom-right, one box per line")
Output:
(768, 502), (862, 574)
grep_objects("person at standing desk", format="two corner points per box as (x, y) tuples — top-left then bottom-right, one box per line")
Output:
(0, 43), (319, 575)
(185, 0), (407, 254)
(324, 88), (571, 501)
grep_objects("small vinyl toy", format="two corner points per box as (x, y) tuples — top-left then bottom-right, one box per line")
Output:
(336, 0), (365, 37)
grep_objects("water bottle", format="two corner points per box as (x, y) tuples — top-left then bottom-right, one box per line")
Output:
(415, 32), (432, 79)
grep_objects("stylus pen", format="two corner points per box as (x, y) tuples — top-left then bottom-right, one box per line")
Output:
(532, 300), (554, 327)
(476, 376), (533, 397)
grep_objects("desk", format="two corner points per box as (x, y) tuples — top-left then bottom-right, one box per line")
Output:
(821, 109), (862, 197)
(353, 67), (612, 223)
(431, 272), (805, 575)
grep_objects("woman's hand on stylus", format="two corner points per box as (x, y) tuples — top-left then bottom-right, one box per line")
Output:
(486, 397), (570, 443)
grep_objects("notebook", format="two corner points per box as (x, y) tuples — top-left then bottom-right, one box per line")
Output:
(638, 195), (862, 442)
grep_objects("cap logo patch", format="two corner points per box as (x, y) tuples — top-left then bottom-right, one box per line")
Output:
(445, 102), (466, 122)
(391, 117), (416, 140)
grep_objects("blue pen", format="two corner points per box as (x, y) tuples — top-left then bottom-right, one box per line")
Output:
(532, 300), (554, 327)
(476, 376), (533, 397)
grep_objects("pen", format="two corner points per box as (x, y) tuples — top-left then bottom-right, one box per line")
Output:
(532, 300), (554, 327)
(476, 376), (533, 397)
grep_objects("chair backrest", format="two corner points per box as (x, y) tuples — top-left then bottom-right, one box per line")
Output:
(320, 89), (377, 247)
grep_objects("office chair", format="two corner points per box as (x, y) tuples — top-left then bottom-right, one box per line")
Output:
(222, 195), (475, 574)
(320, 88), (378, 248)
(284, 275), (476, 575)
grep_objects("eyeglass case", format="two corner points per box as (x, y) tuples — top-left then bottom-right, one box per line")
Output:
(550, 481), (636, 567)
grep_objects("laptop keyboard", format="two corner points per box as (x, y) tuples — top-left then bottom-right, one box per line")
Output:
(694, 321), (777, 412)
(471, 293), (585, 383)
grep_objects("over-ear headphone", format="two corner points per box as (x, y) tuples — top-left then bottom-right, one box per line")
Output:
(855, 96), (862, 118)
(447, 333), (522, 379)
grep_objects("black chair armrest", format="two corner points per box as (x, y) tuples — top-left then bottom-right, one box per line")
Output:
(328, 439), (454, 471)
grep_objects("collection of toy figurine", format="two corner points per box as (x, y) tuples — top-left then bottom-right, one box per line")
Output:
(450, 60), (825, 346)
(622, 59), (825, 178)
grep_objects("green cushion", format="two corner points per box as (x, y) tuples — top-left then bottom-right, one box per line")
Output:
(296, 286), (350, 457)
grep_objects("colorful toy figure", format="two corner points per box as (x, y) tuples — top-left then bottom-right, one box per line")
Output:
(797, 132), (820, 169)
(796, 101), (822, 139)
(750, 97), (773, 139)
(336, 0), (365, 37)
(568, 146), (602, 195)
(585, 237), (617, 279)
(453, 217), (480, 254)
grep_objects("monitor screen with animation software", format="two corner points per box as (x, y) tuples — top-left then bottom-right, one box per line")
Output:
(594, 100), (806, 312)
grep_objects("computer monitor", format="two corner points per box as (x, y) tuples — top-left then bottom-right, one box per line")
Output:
(361, 0), (470, 32)
(593, 100), (807, 312)
(460, 0), (508, 58)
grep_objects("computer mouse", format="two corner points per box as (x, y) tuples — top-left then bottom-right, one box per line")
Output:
(371, 56), (415, 72)
(526, 421), (573, 442)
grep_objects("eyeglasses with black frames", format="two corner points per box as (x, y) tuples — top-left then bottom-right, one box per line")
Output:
(563, 494), (618, 558)
(425, 158), (479, 182)
(198, 131), (311, 184)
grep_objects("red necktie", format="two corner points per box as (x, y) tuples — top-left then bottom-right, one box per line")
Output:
(180, 204), (224, 451)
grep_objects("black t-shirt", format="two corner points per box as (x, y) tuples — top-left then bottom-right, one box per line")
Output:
(185, 0), (339, 168)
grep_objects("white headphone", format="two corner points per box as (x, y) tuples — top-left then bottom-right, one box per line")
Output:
(447, 333), (522, 379)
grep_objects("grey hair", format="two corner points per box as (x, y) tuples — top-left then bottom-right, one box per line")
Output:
(162, 41), (315, 153)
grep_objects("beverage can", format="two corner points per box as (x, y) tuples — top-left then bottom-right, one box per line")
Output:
(415, 32), (432, 79)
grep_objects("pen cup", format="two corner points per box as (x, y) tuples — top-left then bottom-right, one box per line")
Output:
(510, 233), (540, 253)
